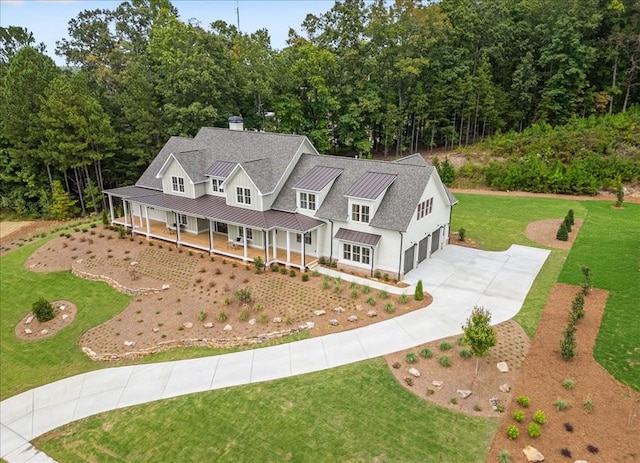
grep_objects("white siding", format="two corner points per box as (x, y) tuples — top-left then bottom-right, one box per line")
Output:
(205, 177), (226, 197)
(161, 159), (196, 198)
(225, 169), (262, 210)
(194, 182), (206, 197)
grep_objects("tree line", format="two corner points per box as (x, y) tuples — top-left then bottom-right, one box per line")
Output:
(1, 0), (639, 217)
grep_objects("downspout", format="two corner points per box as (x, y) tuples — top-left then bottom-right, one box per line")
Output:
(448, 204), (454, 244)
(329, 219), (334, 263)
(397, 231), (404, 281)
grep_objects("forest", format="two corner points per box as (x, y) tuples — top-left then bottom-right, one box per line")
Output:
(1, 0), (639, 217)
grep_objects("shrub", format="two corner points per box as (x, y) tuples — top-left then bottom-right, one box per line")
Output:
(239, 310), (249, 322)
(289, 269), (296, 277)
(301, 273), (309, 282)
(458, 227), (466, 241)
(615, 182), (624, 207)
(398, 293), (408, 304)
(449, 397), (458, 405)
(404, 377), (414, 386)
(235, 288), (252, 302)
(349, 281), (358, 290)
(527, 422), (541, 437)
(366, 297), (376, 306)
(512, 410), (525, 423)
(564, 215), (572, 233)
(419, 348), (433, 359)
(459, 348), (472, 358)
(392, 361), (401, 369)
(583, 397), (594, 411)
(378, 290), (389, 299)
(270, 263), (279, 272)
(533, 410), (546, 424)
(562, 378), (575, 389)
(217, 312), (228, 322)
(564, 422), (574, 432)
(414, 280), (424, 301)
(473, 404), (482, 412)
(567, 209), (575, 225)
(197, 311), (207, 321)
(322, 278), (330, 289)
(439, 341), (453, 351)
(32, 297), (54, 322)
(555, 399), (569, 411)
(373, 270), (382, 279)
(516, 395), (530, 408)
(556, 221), (569, 241)
(258, 313), (268, 324)
(279, 267), (287, 275)
(587, 444), (599, 454)
(560, 448), (572, 458)
(101, 209), (109, 225)
(506, 424), (519, 440)
(350, 289), (359, 298)
(384, 303), (395, 313)
(253, 256), (264, 273)
(497, 450), (511, 463)
(581, 265), (592, 295)
(405, 352), (418, 364)
(570, 293), (585, 321)
(438, 356), (451, 368)
(560, 322), (577, 360)
(362, 285), (371, 294)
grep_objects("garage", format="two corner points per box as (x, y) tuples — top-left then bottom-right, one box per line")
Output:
(418, 236), (428, 263)
(404, 245), (415, 274)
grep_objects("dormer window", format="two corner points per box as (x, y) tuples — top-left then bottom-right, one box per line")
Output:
(299, 192), (316, 211)
(171, 176), (185, 193)
(236, 187), (251, 205)
(352, 204), (370, 223)
(211, 178), (224, 193)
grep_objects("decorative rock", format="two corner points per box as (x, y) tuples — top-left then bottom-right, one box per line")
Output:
(82, 347), (96, 357)
(457, 389), (472, 399)
(24, 328), (32, 334)
(40, 329), (48, 335)
(273, 317), (282, 323)
(203, 322), (214, 328)
(25, 315), (33, 324)
(347, 315), (358, 322)
(124, 340), (135, 347)
(432, 380), (444, 388)
(248, 318), (256, 325)
(62, 313), (69, 320)
(497, 361), (509, 373)
(355, 304), (363, 311)
(313, 309), (326, 316)
(130, 261), (138, 266)
(408, 367), (421, 377)
(522, 445), (544, 462)
(76, 259), (82, 264)
(575, 460), (587, 463)
(367, 310), (377, 317)
(329, 319), (339, 326)
(183, 322), (193, 329)
(499, 383), (511, 393)
(305, 321), (315, 329)
(161, 283), (170, 290)
(333, 307), (345, 314)
(489, 397), (499, 408)
(152, 328), (160, 333)
(59, 305), (66, 310)
(223, 324), (232, 331)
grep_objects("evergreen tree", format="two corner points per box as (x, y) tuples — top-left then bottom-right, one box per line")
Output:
(414, 279), (424, 301)
(49, 180), (78, 220)
(560, 321), (577, 360)
(556, 222), (569, 241)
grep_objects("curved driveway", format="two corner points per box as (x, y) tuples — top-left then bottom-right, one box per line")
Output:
(1, 244), (549, 462)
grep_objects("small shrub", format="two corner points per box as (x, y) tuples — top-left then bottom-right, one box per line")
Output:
(373, 270), (382, 279)
(516, 395), (530, 408)
(562, 378), (575, 389)
(459, 348), (472, 359)
(438, 356), (451, 368)
(570, 292), (585, 322)
(497, 450), (511, 463)
(560, 448), (572, 458)
(455, 336), (466, 346)
(556, 221), (569, 241)
(426, 388), (435, 396)
(473, 404), (482, 412)
(384, 302), (395, 313)
(289, 269), (296, 277)
(239, 310), (249, 322)
(32, 297), (54, 322)
(333, 284), (342, 293)
(527, 422), (541, 438)
(458, 227), (466, 241)
(512, 410), (525, 423)
(285, 316), (293, 325)
(439, 341), (452, 351)
(270, 263), (279, 272)
(419, 348), (433, 359)
(555, 399), (569, 411)
(253, 256), (264, 273)
(301, 273), (309, 282)
(217, 312), (228, 322)
(449, 397), (458, 405)
(366, 296), (376, 306)
(587, 444), (599, 454)
(311, 270), (320, 277)
(495, 403), (505, 413)
(378, 290), (389, 299)
(392, 361), (401, 369)
(560, 322), (577, 360)
(258, 313), (268, 324)
(414, 280), (424, 301)
(398, 293), (408, 304)
(564, 215), (572, 233)
(583, 397), (594, 411)
(215, 268), (222, 275)
(506, 424), (519, 440)
(581, 265), (592, 295)
(405, 352), (418, 364)
(197, 311), (207, 321)
(350, 289), (359, 298)
(280, 267), (287, 275)
(235, 288), (252, 302)
(253, 303), (263, 312)
(533, 410), (546, 424)
(362, 285), (371, 294)
(563, 422), (574, 432)
(404, 377), (414, 386)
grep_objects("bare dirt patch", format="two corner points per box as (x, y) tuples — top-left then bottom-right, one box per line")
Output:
(25, 227), (428, 360)
(526, 218), (583, 250)
(14, 300), (77, 340)
(0, 220), (63, 256)
(486, 284), (640, 463)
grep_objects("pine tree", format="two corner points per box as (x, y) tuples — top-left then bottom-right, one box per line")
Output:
(49, 180), (78, 220)
(564, 215), (572, 233)
(414, 280), (424, 301)
(556, 222), (569, 241)
(567, 209), (575, 226)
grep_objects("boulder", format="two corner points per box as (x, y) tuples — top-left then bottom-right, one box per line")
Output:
(367, 310), (377, 317)
(40, 329), (48, 335)
(496, 361), (509, 373)
(329, 319), (339, 326)
(408, 367), (421, 377)
(313, 309), (326, 316)
(499, 383), (511, 393)
(333, 307), (345, 314)
(203, 322), (214, 328)
(62, 313), (69, 320)
(59, 305), (66, 310)
(273, 317), (282, 323)
(152, 328), (160, 333)
(161, 283), (170, 290)
(347, 315), (358, 322)
(305, 321), (315, 329)
(130, 261), (138, 266)
(183, 322), (193, 329)
(457, 390), (472, 399)
(223, 324), (232, 331)
(24, 328), (32, 334)
(432, 380), (443, 388)
(248, 318), (256, 325)
(25, 315), (33, 324)
(124, 340), (135, 347)
(522, 446), (544, 462)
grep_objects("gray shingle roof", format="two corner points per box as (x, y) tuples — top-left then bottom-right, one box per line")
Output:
(393, 153), (429, 167)
(445, 187), (458, 205)
(271, 154), (435, 232)
(344, 172), (397, 199)
(334, 228), (381, 246)
(293, 165), (343, 191)
(137, 128), (315, 193)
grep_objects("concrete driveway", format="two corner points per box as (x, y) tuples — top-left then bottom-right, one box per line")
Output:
(1, 244), (549, 462)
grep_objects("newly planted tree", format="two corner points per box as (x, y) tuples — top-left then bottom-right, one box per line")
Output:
(414, 280), (424, 301)
(462, 306), (497, 374)
(560, 322), (577, 360)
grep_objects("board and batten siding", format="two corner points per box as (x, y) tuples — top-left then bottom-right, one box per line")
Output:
(224, 169), (262, 211)
(161, 159), (196, 199)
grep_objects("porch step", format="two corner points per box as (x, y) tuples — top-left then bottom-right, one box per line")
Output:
(307, 260), (319, 270)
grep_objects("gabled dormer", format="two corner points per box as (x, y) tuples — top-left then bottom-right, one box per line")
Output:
(204, 160), (236, 197)
(344, 172), (397, 225)
(222, 163), (263, 210)
(293, 165), (343, 216)
(156, 150), (210, 198)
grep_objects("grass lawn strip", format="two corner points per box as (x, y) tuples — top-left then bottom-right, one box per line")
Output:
(35, 359), (499, 463)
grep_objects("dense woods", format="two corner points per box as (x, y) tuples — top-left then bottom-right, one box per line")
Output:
(1, 0), (639, 217)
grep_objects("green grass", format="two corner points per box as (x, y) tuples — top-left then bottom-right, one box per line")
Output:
(35, 359), (499, 462)
(557, 201), (640, 390)
(452, 193), (586, 336)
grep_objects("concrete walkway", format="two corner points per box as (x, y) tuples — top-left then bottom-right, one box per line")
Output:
(0, 244), (549, 462)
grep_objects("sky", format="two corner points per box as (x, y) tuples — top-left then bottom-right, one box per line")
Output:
(0, 0), (338, 65)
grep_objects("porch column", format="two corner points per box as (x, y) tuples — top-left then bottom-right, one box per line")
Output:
(209, 220), (214, 254)
(123, 200), (129, 227)
(242, 226), (248, 260)
(427, 234), (432, 259)
(286, 231), (291, 263)
(272, 230), (277, 261)
(108, 195), (115, 223)
(145, 206), (150, 236)
(175, 212), (181, 245)
(263, 230), (269, 263)
(301, 232), (306, 269)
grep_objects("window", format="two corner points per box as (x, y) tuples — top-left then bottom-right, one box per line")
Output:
(238, 227), (253, 240)
(343, 243), (370, 264)
(211, 178), (224, 193)
(416, 198), (434, 220)
(178, 214), (188, 226)
(171, 176), (185, 193)
(236, 187), (251, 205)
(296, 233), (312, 245)
(299, 192), (316, 210)
(352, 204), (370, 223)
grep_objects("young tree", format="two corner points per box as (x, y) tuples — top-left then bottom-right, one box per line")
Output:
(50, 180), (78, 220)
(462, 306), (498, 374)
(414, 279), (424, 301)
(560, 321), (577, 360)
(556, 221), (569, 241)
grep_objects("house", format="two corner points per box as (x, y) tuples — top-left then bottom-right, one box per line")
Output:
(104, 118), (457, 279)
